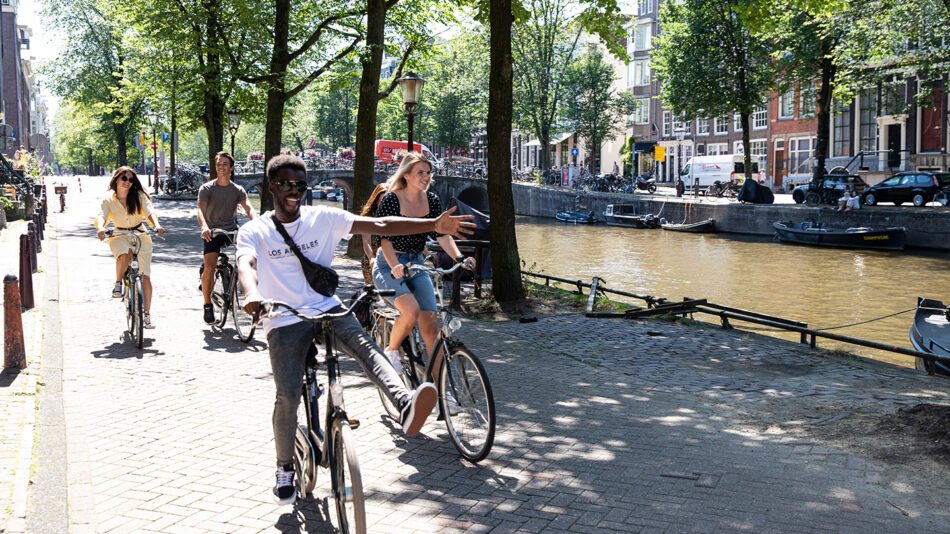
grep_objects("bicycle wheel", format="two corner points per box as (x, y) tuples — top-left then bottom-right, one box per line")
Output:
(211, 268), (229, 328)
(133, 278), (144, 349)
(125, 280), (134, 334)
(293, 424), (317, 497)
(330, 419), (366, 534)
(439, 343), (495, 462)
(232, 277), (256, 343)
(372, 317), (414, 420)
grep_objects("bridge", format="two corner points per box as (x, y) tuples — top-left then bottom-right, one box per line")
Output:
(233, 171), (490, 212)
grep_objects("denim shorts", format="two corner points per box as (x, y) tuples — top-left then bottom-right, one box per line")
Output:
(372, 250), (437, 312)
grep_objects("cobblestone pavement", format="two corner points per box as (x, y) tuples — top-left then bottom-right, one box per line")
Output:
(12, 174), (950, 533)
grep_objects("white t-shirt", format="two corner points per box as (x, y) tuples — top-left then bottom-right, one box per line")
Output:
(236, 205), (356, 333)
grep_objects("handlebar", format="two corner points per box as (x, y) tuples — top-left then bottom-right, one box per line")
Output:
(405, 260), (467, 277)
(253, 287), (396, 327)
(104, 227), (161, 239)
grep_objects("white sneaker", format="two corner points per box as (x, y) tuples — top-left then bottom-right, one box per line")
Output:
(143, 314), (155, 329)
(112, 281), (123, 298)
(384, 348), (403, 373)
(400, 383), (437, 435)
(273, 465), (296, 505)
(445, 392), (462, 416)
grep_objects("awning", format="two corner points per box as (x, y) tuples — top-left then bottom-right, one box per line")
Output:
(524, 139), (542, 147)
(550, 132), (574, 145)
(634, 141), (657, 153)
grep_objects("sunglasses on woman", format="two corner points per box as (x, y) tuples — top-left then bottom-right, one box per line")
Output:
(119, 175), (135, 182)
(275, 180), (309, 193)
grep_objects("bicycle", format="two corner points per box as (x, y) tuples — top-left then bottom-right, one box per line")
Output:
(204, 229), (256, 343)
(256, 288), (394, 534)
(371, 259), (496, 463)
(105, 227), (153, 348)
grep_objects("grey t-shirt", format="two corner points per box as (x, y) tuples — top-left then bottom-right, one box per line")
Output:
(197, 181), (248, 231)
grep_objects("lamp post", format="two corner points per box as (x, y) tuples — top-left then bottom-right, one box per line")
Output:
(672, 126), (688, 194)
(148, 110), (159, 194)
(226, 108), (242, 156)
(396, 72), (426, 153)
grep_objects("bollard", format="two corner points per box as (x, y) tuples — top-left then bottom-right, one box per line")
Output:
(17, 237), (33, 310)
(27, 224), (37, 272)
(59, 193), (65, 213)
(4, 275), (27, 370)
(78, 176), (82, 193)
(32, 213), (43, 244)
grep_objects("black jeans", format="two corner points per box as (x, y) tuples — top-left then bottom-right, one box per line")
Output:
(266, 307), (408, 466)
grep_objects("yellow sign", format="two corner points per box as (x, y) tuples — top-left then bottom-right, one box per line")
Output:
(655, 146), (666, 161)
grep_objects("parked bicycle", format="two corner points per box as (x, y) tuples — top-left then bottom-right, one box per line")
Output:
(705, 179), (741, 198)
(370, 259), (496, 462)
(203, 229), (256, 342)
(106, 227), (155, 348)
(162, 165), (203, 196)
(255, 289), (395, 534)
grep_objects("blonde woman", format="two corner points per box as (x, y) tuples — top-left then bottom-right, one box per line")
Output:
(359, 183), (388, 285)
(371, 153), (474, 374)
(94, 167), (165, 328)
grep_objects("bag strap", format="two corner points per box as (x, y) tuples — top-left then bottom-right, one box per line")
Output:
(270, 213), (313, 267)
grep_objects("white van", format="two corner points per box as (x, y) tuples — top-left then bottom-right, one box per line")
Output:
(680, 155), (765, 188)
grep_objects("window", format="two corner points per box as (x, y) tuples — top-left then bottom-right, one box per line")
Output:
(632, 98), (649, 124)
(714, 117), (728, 135)
(632, 60), (650, 86)
(696, 119), (709, 135)
(800, 82), (816, 117)
(663, 110), (671, 136)
(833, 99), (851, 157)
(753, 107), (767, 129)
(789, 137), (816, 175)
(633, 24), (652, 51)
(697, 144), (706, 156)
(707, 143), (728, 155)
(751, 139), (768, 169)
(637, 0), (652, 16)
(859, 89), (878, 153)
(672, 117), (690, 134)
(779, 90), (795, 118)
(734, 113), (743, 132)
(684, 145), (693, 159)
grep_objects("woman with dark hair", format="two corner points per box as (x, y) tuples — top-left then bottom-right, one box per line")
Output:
(94, 166), (165, 328)
(359, 183), (388, 285)
(371, 153), (473, 374)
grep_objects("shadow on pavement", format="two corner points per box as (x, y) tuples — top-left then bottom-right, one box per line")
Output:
(90, 336), (162, 359)
(201, 326), (267, 352)
(276, 497), (336, 533)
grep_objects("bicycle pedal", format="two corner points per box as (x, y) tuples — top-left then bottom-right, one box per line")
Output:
(347, 419), (360, 430)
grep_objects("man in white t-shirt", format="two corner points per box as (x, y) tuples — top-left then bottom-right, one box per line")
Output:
(236, 155), (475, 505)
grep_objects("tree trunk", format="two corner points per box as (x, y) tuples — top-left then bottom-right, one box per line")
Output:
(347, 0), (387, 258)
(487, 0), (523, 304)
(260, 0), (292, 213)
(203, 96), (225, 182)
(115, 122), (128, 166)
(814, 37), (835, 183)
(539, 126), (550, 172)
(740, 111), (752, 181)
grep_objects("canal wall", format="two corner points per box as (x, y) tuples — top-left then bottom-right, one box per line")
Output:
(510, 182), (950, 251)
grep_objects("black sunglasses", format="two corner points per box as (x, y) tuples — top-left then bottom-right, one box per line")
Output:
(276, 180), (309, 193)
(119, 174), (135, 182)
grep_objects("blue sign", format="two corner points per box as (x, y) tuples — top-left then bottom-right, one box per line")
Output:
(571, 148), (578, 156)
(162, 132), (170, 143)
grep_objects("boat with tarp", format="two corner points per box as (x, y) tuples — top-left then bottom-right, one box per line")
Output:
(603, 204), (659, 228)
(773, 220), (906, 250)
(660, 218), (716, 233)
(910, 297), (950, 376)
(556, 210), (597, 224)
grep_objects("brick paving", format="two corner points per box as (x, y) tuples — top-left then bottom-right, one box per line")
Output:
(4, 174), (950, 532)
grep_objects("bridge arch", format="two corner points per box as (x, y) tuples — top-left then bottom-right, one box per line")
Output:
(457, 186), (489, 212)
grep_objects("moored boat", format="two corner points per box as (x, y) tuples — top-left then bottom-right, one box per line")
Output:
(660, 218), (716, 233)
(773, 220), (906, 250)
(910, 297), (950, 376)
(603, 204), (659, 228)
(556, 210), (597, 224)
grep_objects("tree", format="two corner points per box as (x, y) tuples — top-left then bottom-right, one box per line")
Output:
(512, 0), (580, 173)
(653, 0), (778, 182)
(562, 49), (636, 174)
(427, 28), (490, 158)
(310, 78), (359, 148)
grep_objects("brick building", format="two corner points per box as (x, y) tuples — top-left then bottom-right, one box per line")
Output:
(0, 0), (40, 159)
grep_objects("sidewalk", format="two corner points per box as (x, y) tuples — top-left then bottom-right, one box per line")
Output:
(9, 175), (950, 533)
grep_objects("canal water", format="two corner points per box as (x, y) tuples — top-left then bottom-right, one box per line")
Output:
(515, 216), (950, 368)
(252, 195), (948, 368)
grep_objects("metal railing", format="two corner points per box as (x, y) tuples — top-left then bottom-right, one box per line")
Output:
(521, 270), (950, 373)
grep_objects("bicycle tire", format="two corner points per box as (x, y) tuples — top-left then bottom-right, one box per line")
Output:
(125, 280), (134, 334)
(232, 277), (256, 343)
(330, 420), (366, 534)
(134, 278), (144, 349)
(293, 423), (317, 497)
(372, 317), (412, 420)
(439, 343), (495, 462)
(211, 268), (229, 328)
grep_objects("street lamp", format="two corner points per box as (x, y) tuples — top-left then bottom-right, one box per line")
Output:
(672, 126), (688, 194)
(396, 72), (426, 153)
(147, 110), (159, 194)
(226, 108), (242, 156)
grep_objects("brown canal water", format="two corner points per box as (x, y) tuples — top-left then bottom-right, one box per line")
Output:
(514, 215), (950, 369)
(251, 195), (948, 368)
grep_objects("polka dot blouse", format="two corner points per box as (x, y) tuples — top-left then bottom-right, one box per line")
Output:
(374, 191), (443, 253)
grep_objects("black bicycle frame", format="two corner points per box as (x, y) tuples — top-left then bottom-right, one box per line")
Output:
(301, 322), (351, 470)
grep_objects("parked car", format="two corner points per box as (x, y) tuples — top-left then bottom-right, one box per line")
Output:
(791, 173), (867, 204)
(862, 171), (950, 207)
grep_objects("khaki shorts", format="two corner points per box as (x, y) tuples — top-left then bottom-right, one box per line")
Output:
(108, 235), (153, 277)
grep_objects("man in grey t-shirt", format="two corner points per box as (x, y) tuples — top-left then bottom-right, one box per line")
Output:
(197, 152), (258, 324)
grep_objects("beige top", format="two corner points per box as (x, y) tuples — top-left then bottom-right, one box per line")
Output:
(95, 192), (155, 229)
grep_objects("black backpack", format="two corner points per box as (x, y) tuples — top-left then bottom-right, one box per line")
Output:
(347, 285), (374, 331)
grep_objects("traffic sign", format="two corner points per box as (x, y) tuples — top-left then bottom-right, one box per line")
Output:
(150, 142), (158, 150)
(571, 148), (579, 156)
(162, 132), (169, 143)
(655, 146), (666, 161)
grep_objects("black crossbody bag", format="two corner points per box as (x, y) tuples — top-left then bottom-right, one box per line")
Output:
(271, 214), (339, 297)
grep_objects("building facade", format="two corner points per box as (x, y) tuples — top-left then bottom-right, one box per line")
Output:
(0, 0), (40, 159)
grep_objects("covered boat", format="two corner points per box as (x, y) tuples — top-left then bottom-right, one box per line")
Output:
(773, 220), (906, 250)
(660, 218), (716, 233)
(556, 210), (597, 224)
(910, 297), (950, 376)
(603, 204), (659, 228)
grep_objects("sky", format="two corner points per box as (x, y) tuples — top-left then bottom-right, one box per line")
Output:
(20, 0), (65, 122)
